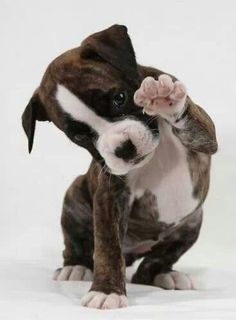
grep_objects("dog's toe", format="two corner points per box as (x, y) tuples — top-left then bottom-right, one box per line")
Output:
(154, 271), (195, 290)
(53, 265), (93, 281)
(81, 291), (128, 309)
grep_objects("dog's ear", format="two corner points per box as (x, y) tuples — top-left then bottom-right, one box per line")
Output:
(22, 90), (50, 153)
(81, 24), (139, 81)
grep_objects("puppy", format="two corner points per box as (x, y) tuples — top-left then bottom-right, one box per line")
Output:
(22, 25), (217, 309)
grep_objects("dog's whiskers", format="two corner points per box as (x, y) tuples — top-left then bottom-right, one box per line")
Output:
(98, 163), (106, 182)
(145, 115), (159, 127)
(108, 171), (112, 190)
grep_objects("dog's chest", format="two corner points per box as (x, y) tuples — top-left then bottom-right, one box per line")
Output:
(127, 120), (198, 225)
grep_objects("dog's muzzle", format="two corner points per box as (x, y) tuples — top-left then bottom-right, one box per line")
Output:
(96, 118), (159, 175)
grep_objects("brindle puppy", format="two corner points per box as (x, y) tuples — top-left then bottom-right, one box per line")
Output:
(22, 25), (217, 309)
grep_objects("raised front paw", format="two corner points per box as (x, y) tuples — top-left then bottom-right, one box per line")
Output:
(134, 74), (187, 120)
(81, 291), (128, 309)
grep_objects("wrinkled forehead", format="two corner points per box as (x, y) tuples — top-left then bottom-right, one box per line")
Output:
(51, 49), (137, 95)
(69, 66), (124, 93)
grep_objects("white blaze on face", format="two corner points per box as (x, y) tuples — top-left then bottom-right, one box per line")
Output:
(56, 84), (159, 175)
(56, 84), (112, 134)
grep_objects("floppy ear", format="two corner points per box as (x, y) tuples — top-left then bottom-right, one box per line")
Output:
(81, 24), (139, 82)
(22, 90), (50, 153)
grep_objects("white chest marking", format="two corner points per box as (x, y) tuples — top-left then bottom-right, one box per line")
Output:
(128, 120), (198, 225)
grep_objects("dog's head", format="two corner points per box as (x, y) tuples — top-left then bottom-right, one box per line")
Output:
(22, 25), (159, 175)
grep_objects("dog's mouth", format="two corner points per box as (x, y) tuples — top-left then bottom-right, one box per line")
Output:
(104, 149), (156, 176)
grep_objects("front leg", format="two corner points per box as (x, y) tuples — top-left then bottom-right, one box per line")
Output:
(134, 75), (217, 154)
(81, 173), (130, 309)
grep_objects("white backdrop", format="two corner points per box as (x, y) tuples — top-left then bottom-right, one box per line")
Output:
(1, 0), (236, 319)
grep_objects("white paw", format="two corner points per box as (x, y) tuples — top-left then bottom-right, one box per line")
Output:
(53, 265), (93, 281)
(134, 74), (187, 120)
(153, 271), (195, 290)
(81, 291), (128, 309)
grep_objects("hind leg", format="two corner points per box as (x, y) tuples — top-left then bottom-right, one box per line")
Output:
(54, 175), (94, 281)
(132, 208), (202, 289)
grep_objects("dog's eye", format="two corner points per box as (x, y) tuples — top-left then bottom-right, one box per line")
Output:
(112, 92), (127, 108)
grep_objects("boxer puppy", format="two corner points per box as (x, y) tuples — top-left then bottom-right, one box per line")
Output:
(22, 25), (217, 309)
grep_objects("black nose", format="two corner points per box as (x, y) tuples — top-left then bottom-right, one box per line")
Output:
(114, 139), (137, 161)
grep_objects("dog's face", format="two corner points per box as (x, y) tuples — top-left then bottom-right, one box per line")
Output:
(22, 25), (159, 175)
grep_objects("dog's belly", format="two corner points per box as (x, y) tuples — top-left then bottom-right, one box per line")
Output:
(127, 120), (199, 226)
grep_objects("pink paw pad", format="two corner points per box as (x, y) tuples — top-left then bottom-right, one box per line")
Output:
(156, 74), (174, 97)
(134, 74), (187, 118)
(142, 76), (158, 99)
(170, 81), (187, 101)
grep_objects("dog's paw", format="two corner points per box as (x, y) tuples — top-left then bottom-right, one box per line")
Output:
(53, 265), (93, 281)
(134, 75), (187, 121)
(153, 271), (195, 290)
(81, 291), (128, 309)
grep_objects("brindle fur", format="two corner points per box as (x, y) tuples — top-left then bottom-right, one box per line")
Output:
(22, 25), (218, 299)
(132, 208), (203, 285)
